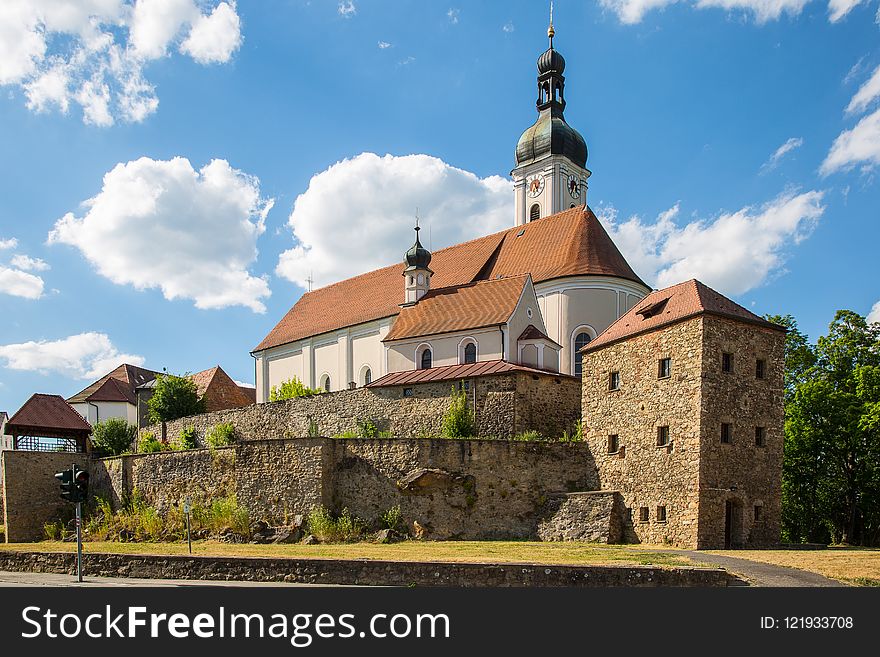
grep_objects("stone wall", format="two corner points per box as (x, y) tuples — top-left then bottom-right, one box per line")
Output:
(21, 437), (600, 543)
(697, 316), (785, 549)
(582, 318), (705, 548)
(2, 450), (88, 542)
(537, 492), (625, 543)
(142, 372), (580, 446)
(0, 550), (737, 587)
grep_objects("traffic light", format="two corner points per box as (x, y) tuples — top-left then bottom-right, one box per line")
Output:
(54, 466), (89, 504)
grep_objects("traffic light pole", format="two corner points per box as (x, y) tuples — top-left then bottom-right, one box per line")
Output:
(75, 500), (83, 583)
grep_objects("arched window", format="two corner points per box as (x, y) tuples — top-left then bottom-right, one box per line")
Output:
(420, 348), (432, 370)
(573, 332), (592, 377)
(464, 342), (477, 364)
(529, 204), (540, 222)
(362, 367), (372, 386)
(320, 374), (331, 392)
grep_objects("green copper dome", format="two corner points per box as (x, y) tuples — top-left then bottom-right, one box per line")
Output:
(515, 108), (587, 168)
(404, 226), (432, 271)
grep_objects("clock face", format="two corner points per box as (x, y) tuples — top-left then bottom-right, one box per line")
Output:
(567, 174), (581, 199)
(527, 174), (545, 197)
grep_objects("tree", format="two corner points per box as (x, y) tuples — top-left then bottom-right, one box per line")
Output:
(781, 310), (880, 545)
(147, 373), (205, 424)
(91, 418), (138, 456)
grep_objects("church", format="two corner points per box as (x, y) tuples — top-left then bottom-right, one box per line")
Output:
(252, 24), (650, 401)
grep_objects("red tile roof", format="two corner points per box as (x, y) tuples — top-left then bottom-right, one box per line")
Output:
(584, 279), (786, 352)
(190, 366), (255, 412)
(6, 393), (92, 435)
(254, 205), (647, 352)
(67, 363), (159, 405)
(366, 359), (572, 387)
(86, 376), (136, 404)
(384, 275), (529, 342)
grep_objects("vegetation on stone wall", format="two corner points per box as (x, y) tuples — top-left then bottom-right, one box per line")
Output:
(772, 311), (880, 546)
(269, 376), (321, 402)
(147, 373), (206, 423)
(206, 422), (236, 448)
(138, 431), (168, 453)
(91, 418), (138, 456)
(440, 386), (475, 438)
(176, 426), (199, 450)
(306, 506), (367, 543)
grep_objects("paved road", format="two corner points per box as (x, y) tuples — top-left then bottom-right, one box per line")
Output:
(673, 552), (847, 587)
(0, 571), (339, 587)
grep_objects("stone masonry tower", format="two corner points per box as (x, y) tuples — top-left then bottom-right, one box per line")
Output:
(579, 279), (786, 549)
(512, 20), (591, 226)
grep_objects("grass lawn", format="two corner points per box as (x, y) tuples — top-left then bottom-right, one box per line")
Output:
(0, 540), (696, 568)
(706, 547), (880, 586)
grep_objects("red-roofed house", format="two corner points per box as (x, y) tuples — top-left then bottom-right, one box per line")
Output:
(251, 36), (651, 400)
(67, 363), (160, 427)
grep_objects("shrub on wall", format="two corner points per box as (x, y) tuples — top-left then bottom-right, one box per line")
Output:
(176, 426), (199, 450)
(440, 386), (474, 438)
(206, 422), (236, 448)
(138, 431), (168, 453)
(269, 376), (321, 402)
(91, 418), (138, 456)
(306, 506), (366, 543)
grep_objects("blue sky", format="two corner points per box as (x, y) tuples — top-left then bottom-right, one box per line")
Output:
(0, 0), (878, 414)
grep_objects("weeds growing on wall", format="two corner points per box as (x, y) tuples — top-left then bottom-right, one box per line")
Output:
(512, 430), (544, 441)
(306, 506), (366, 543)
(440, 386), (474, 438)
(205, 422), (236, 448)
(269, 376), (322, 402)
(380, 505), (403, 531)
(176, 426), (199, 450)
(138, 431), (169, 453)
(559, 420), (585, 443)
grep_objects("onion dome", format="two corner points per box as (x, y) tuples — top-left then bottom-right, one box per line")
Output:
(537, 47), (565, 75)
(515, 110), (587, 168)
(404, 224), (432, 271)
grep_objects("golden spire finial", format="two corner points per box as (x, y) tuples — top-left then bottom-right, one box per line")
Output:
(548, 1), (555, 45)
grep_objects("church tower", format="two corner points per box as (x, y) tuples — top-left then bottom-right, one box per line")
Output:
(512, 20), (591, 226)
(401, 221), (432, 306)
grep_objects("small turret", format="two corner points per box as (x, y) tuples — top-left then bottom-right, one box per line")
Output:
(402, 220), (432, 306)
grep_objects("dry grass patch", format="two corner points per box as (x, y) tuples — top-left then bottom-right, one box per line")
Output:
(706, 547), (880, 586)
(0, 540), (696, 568)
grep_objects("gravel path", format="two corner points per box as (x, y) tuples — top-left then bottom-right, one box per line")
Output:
(672, 551), (847, 587)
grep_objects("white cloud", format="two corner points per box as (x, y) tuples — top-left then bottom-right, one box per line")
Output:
(378, 41), (392, 49)
(0, 238), (18, 249)
(829, 0), (867, 21)
(233, 379), (255, 388)
(338, 1), (356, 18)
(0, 1), (242, 126)
(0, 332), (144, 380)
(276, 153), (511, 289)
(846, 63), (880, 116)
(447, 8), (460, 24)
(0, 266), (44, 299)
(820, 108), (880, 175)
(597, 190), (825, 296)
(600, 0), (853, 24)
(868, 300), (880, 324)
(10, 254), (49, 271)
(761, 136), (804, 172)
(180, 2), (242, 64)
(502, 21), (515, 33)
(48, 156), (273, 312)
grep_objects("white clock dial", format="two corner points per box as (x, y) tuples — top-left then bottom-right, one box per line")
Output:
(567, 174), (580, 199)
(527, 174), (545, 197)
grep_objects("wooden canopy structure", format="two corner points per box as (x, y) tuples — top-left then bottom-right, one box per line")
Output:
(6, 393), (92, 453)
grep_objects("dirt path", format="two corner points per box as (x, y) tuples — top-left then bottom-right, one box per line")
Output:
(674, 551), (847, 587)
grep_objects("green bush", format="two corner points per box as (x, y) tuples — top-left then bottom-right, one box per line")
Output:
(176, 426), (199, 450)
(205, 422), (236, 448)
(43, 520), (65, 540)
(270, 376), (321, 402)
(380, 505), (402, 531)
(91, 418), (138, 456)
(306, 506), (366, 543)
(147, 373), (206, 423)
(440, 385), (474, 438)
(138, 431), (168, 453)
(357, 419), (380, 438)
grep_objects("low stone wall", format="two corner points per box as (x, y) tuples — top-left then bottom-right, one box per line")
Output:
(537, 492), (625, 543)
(0, 551), (736, 587)
(2, 451), (88, 542)
(142, 372), (580, 446)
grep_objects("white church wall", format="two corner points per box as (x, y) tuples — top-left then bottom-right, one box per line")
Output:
(386, 326), (503, 372)
(505, 277), (546, 363)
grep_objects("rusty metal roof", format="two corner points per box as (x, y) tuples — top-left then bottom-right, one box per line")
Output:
(366, 359), (572, 388)
(6, 393), (92, 435)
